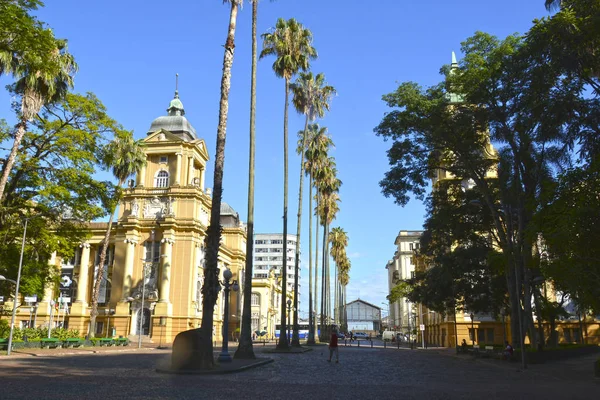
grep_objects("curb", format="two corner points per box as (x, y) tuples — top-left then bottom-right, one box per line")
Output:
(156, 357), (274, 375)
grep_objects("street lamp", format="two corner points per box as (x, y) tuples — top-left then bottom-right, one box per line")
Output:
(218, 268), (239, 362)
(126, 297), (134, 337)
(1, 217), (29, 356)
(470, 312), (475, 347)
(287, 299), (292, 342)
(105, 309), (116, 338)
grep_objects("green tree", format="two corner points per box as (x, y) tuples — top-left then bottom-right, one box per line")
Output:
(302, 124), (332, 343)
(315, 157), (340, 338)
(0, 1), (78, 202)
(0, 92), (119, 303)
(198, 0), (242, 366)
(289, 72), (335, 346)
(89, 132), (146, 338)
(260, 17), (317, 349)
(329, 227), (348, 325)
(235, 0), (260, 361)
(375, 31), (588, 349)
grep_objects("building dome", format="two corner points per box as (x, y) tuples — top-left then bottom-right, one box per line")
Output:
(220, 202), (237, 216)
(147, 90), (197, 141)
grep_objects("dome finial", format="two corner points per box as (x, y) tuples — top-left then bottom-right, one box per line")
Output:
(175, 73), (179, 98)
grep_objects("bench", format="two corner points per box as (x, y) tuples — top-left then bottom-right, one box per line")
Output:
(41, 338), (61, 349)
(98, 338), (114, 346)
(0, 338), (9, 351)
(63, 338), (83, 348)
(115, 338), (129, 346)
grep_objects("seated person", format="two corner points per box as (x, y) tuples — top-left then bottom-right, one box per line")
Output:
(503, 341), (514, 359)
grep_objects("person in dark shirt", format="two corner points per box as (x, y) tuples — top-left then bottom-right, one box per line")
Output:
(327, 328), (339, 363)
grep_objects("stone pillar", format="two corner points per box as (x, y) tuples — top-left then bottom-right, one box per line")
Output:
(187, 156), (194, 186)
(159, 238), (174, 302)
(75, 243), (91, 304)
(175, 152), (182, 186)
(199, 167), (205, 190)
(121, 238), (138, 299)
(137, 163), (146, 187)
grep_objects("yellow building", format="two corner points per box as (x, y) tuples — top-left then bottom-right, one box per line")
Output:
(3, 91), (248, 344)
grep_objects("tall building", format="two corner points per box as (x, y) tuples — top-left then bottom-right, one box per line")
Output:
(253, 234), (300, 298)
(386, 230), (422, 333)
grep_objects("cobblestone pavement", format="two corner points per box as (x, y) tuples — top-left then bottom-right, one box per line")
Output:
(0, 344), (597, 399)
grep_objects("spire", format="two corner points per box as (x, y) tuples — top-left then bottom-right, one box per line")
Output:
(446, 51), (464, 104)
(167, 73), (185, 116)
(451, 51), (458, 66)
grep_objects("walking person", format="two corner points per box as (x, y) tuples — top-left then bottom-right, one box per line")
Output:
(327, 328), (339, 363)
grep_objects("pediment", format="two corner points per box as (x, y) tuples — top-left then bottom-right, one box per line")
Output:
(145, 129), (185, 143)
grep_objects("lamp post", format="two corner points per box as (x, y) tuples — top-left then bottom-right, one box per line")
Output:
(286, 299), (292, 342)
(105, 309), (115, 338)
(218, 268), (238, 362)
(470, 312), (475, 347)
(501, 307), (507, 345)
(138, 261), (150, 349)
(126, 297), (134, 337)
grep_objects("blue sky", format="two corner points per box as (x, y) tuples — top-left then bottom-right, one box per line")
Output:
(0, 0), (550, 315)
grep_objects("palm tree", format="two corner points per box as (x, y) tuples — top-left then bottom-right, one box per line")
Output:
(198, 0), (242, 367)
(338, 256), (351, 331)
(303, 125), (333, 343)
(0, 39), (76, 202)
(235, 0), (263, 361)
(89, 131), (146, 337)
(315, 159), (341, 338)
(289, 72), (335, 346)
(260, 18), (317, 349)
(329, 227), (348, 325)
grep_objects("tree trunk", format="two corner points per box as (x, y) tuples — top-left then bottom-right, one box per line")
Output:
(88, 205), (117, 338)
(0, 118), (27, 203)
(314, 192), (320, 339)
(343, 285), (348, 331)
(307, 174), (315, 344)
(291, 114), (309, 347)
(234, 0), (257, 360)
(199, 1), (239, 368)
(334, 263), (338, 324)
(277, 77), (290, 349)
(320, 215), (326, 339)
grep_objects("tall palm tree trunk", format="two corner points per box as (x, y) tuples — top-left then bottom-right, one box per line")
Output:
(291, 115), (309, 347)
(200, 1), (239, 368)
(343, 285), (348, 330)
(320, 216), (327, 339)
(323, 219), (331, 325)
(315, 192), (320, 338)
(334, 263), (338, 324)
(0, 118), (27, 202)
(307, 174), (315, 344)
(277, 77), (291, 349)
(89, 202), (117, 338)
(235, 0), (257, 360)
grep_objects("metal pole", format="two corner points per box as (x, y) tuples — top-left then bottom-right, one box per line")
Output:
(420, 303), (424, 349)
(48, 301), (54, 339)
(218, 272), (232, 362)
(138, 267), (145, 349)
(7, 219), (28, 355)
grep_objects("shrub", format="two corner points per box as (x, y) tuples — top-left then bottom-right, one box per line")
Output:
(0, 320), (9, 338)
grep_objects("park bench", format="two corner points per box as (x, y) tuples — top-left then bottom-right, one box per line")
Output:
(115, 338), (129, 346)
(63, 338), (83, 348)
(98, 338), (114, 346)
(41, 338), (61, 349)
(0, 338), (9, 351)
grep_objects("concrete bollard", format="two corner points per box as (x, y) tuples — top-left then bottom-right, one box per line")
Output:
(384, 341), (387, 349)
(371, 340), (373, 348)
(358, 340), (360, 348)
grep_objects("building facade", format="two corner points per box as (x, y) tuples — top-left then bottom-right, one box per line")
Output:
(385, 230), (422, 333)
(345, 299), (381, 334)
(253, 233), (300, 299)
(1, 91), (248, 344)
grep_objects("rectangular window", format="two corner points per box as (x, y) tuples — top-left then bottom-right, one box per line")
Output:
(409, 243), (414, 251)
(255, 240), (264, 245)
(469, 328), (475, 341)
(477, 328), (485, 343)
(573, 328), (581, 343)
(159, 156), (168, 164)
(410, 271), (415, 279)
(251, 293), (260, 306)
(96, 322), (104, 335)
(255, 257), (264, 261)
(272, 240), (282, 245)
(486, 328), (494, 344)
(564, 328), (572, 343)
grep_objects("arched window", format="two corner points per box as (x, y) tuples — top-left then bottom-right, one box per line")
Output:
(251, 293), (260, 306)
(154, 170), (169, 188)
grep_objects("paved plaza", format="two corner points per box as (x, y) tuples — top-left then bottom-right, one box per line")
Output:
(0, 344), (598, 399)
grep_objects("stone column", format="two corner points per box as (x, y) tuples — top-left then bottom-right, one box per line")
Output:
(137, 164), (146, 187)
(175, 153), (182, 186)
(199, 167), (205, 190)
(75, 243), (91, 304)
(187, 156), (194, 186)
(159, 238), (174, 302)
(121, 238), (138, 299)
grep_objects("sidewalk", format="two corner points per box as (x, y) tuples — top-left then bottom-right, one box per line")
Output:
(0, 343), (163, 358)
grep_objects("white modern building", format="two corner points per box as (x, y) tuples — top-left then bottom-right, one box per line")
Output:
(385, 230), (423, 333)
(253, 233), (300, 298)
